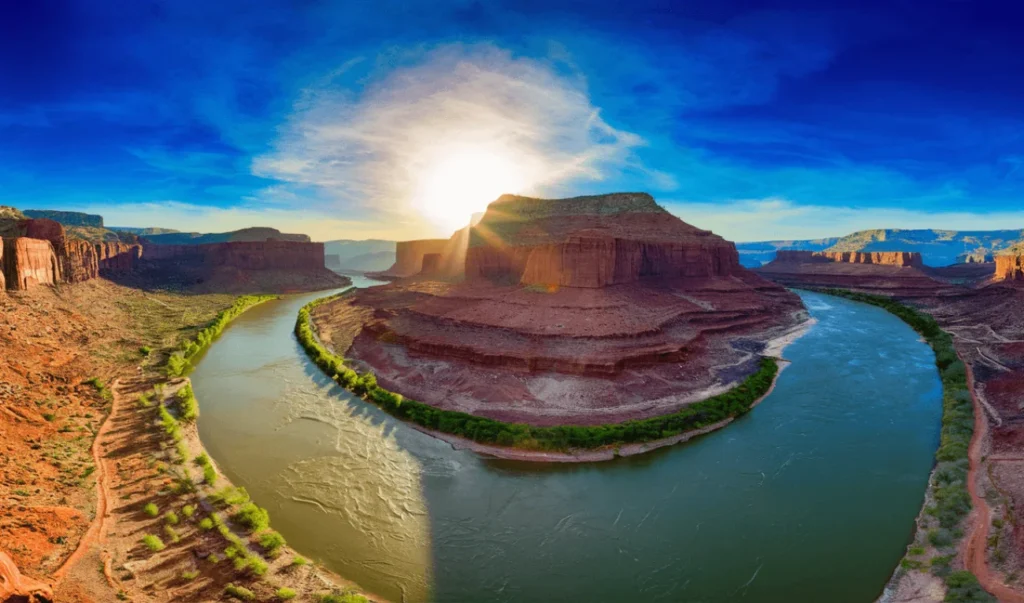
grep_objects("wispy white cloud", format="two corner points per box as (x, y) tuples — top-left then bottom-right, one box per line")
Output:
(252, 43), (644, 233)
(666, 198), (1024, 242)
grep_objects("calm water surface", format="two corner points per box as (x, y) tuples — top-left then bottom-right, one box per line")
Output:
(192, 281), (941, 603)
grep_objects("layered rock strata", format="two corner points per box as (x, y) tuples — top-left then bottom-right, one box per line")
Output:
(313, 193), (806, 426)
(757, 250), (943, 294)
(995, 254), (1024, 282)
(467, 193), (741, 287)
(374, 239), (448, 278)
(2, 237), (59, 290)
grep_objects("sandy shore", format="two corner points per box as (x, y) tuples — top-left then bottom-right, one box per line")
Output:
(419, 316), (816, 463)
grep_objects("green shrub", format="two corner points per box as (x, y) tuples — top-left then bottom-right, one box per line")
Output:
(944, 570), (995, 602)
(181, 569), (198, 581)
(163, 525), (180, 544)
(143, 502), (159, 517)
(164, 511), (180, 525)
(277, 588), (297, 600)
(182, 504), (196, 519)
(198, 517), (214, 530)
(140, 345), (152, 357)
(210, 486), (250, 507)
(141, 534), (165, 552)
(176, 383), (199, 422)
(224, 583), (256, 601)
(232, 502), (270, 532)
(258, 530), (286, 556)
(291, 556), (309, 567)
(317, 592), (370, 603)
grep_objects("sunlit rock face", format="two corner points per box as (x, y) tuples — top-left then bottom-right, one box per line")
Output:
(2, 237), (59, 290)
(312, 193), (806, 426)
(467, 193), (741, 288)
(996, 254), (1024, 282)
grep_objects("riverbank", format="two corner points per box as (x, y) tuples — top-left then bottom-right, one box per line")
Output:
(296, 291), (813, 462)
(809, 289), (991, 603)
(46, 289), (381, 603)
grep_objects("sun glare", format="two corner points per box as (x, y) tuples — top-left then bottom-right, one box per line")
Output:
(416, 149), (525, 231)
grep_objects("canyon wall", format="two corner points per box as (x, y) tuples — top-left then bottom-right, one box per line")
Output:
(23, 218), (142, 282)
(996, 254), (1024, 282)
(773, 250), (923, 267)
(141, 240), (326, 270)
(380, 239), (448, 277)
(465, 193), (741, 288)
(2, 237), (59, 290)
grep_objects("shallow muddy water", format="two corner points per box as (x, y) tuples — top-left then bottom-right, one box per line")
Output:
(193, 283), (942, 603)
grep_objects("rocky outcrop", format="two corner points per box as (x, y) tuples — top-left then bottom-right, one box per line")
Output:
(97, 241), (142, 273)
(995, 254), (1024, 282)
(420, 253), (442, 276)
(773, 250), (923, 267)
(466, 193), (741, 287)
(314, 192), (806, 427)
(2, 237), (59, 290)
(376, 239), (448, 278)
(958, 251), (995, 264)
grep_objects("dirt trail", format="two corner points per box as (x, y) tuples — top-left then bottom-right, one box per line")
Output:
(963, 364), (1024, 603)
(53, 378), (122, 590)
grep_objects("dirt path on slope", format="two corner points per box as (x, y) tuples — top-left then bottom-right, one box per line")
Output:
(963, 365), (1024, 603)
(52, 378), (122, 590)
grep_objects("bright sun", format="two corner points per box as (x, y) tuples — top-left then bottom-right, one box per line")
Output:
(416, 148), (524, 231)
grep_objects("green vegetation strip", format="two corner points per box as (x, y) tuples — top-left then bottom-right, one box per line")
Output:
(818, 289), (991, 603)
(166, 294), (276, 377)
(296, 293), (779, 451)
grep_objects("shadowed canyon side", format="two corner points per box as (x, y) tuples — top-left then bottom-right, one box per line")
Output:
(312, 193), (808, 432)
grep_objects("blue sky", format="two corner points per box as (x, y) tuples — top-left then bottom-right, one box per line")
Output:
(3, 0), (1024, 241)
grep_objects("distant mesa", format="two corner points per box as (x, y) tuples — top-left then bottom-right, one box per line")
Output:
(756, 249), (944, 294)
(140, 226), (310, 245)
(312, 192), (806, 427)
(995, 252), (1024, 282)
(323, 239), (397, 273)
(23, 209), (104, 228)
(737, 228), (1024, 268)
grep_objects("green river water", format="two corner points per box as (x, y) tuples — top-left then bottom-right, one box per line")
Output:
(192, 279), (942, 602)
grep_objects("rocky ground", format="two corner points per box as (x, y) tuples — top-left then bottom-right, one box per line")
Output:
(1, 280), (374, 603)
(312, 272), (807, 426)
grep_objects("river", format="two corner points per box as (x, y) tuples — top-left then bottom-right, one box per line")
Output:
(192, 279), (942, 603)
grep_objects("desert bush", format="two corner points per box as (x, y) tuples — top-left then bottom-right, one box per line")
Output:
(224, 583), (256, 601)
(291, 556), (309, 567)
(181, 569), (198, 581)
(944, 570), (996, 602)
(277, 588), (297, 600)
(232, 502), (270, 533)
(198, 517), (214, 530)
(141, 534), (165, 552)
(182, 504), (196, 519)
(176, 383), (199, 422)
(163, 525), (180, 543)
(318, 591), (370, 603)
(164, 511), (180, 525)
(258, 530), (286, 556)
(210, 486), (250, 507)
(143, 502), (159, 517)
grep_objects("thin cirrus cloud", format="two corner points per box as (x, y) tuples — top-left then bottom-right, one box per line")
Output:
(251, 44), (648, 233)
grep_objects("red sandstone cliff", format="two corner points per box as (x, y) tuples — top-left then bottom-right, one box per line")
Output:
(995, 254), (1024, 282)
(21, 218), (141, 283)
(2, 237), (59, 290)
(466, 193), (741, 288)
(773, 250), (924, 267)
(375, 239), (448, 278)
